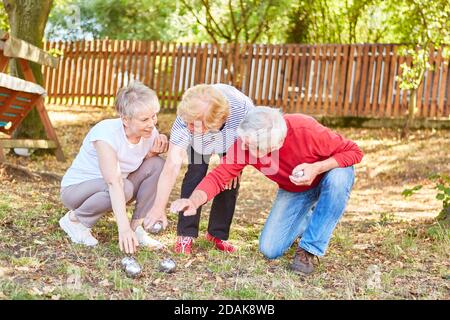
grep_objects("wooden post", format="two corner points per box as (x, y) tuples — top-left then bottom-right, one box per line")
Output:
(34, 98), (65, 162)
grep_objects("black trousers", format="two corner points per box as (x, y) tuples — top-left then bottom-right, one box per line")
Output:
(177, 147), (240, 240)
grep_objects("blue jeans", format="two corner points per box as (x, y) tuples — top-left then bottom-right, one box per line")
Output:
(259, 166), (355, 258)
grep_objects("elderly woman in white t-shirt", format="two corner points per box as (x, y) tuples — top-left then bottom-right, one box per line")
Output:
(59, 81), (168, 254)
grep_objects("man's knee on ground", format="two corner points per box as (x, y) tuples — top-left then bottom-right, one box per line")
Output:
(259, 240), (283, 260)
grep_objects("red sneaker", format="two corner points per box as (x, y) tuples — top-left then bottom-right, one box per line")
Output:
(205, 232), (236, 253)
(174, 236), (193, 254)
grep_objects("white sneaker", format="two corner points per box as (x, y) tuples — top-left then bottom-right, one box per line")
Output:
(59, 211), (98, 247)
(135, 226), (164, 250)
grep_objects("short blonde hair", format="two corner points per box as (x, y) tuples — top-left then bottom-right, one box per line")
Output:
(177, 84), (230, 130)
(115, 81), (160, 118)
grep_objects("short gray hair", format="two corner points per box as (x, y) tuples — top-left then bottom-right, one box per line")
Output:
(115, 81), (160, 118)
(237, 106), (287, 150)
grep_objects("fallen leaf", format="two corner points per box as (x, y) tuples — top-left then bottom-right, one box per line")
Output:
(15, 266), (30, 272)
(0, 267), (13, 278)
(352, 244), (371, 250)
(29, 287), (43, 296)
(42, 286), (55, 294)
(99, 279), (110, 287)
(184, 259), (195, 268)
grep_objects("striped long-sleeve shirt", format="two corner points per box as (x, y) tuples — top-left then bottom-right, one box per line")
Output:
(169, 84), (254, 155)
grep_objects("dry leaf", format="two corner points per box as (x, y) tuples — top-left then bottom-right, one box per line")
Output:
(15, 266), (30, 272)
(99, 279), (110, 287)
(184, 259), (195, 268)
(42, 286), (55, 294)
(29, 287), (43, 296)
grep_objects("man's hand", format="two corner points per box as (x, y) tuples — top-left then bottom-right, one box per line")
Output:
(143, 207), (168, 231)
(118, 227), (138, 254)
(289, 162), (320, 186)
(150, 134), (169, 154)
(170, 199), (197, 216)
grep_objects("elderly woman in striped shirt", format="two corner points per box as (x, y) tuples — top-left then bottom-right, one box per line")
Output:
(144, 84), (254, 254)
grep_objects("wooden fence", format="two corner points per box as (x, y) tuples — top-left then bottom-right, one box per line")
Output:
(42, 41), (450, 118)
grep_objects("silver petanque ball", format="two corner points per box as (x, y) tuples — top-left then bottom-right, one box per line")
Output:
(159, 258), (176, 273)
(149, 221), (163, 234)
(293, 169), (304, 179)
(121, 257), (142, 278)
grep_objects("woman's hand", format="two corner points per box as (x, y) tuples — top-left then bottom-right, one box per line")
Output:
(289, 163), (320, 186)
(118, 226), (139, 254)
(151, 134), (169, 154)
(143, 206), (168, 231)
(170, 199), (197, 216)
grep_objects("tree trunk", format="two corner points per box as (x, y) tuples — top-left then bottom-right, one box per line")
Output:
(3, 0), (53, 139)
(401, 88), (417, 139)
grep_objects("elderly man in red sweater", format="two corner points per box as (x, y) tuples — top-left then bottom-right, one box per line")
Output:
(171, 107), (363, 275)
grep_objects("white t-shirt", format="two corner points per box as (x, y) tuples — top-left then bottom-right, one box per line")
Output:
(61, 118), (158, 187)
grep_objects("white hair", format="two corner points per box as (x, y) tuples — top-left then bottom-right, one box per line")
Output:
(114, 81), (160, 118)
(237, 106), (287, 151)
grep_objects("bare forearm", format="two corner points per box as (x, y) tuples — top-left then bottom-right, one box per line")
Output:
(189, 190), (208, 209)
(152, 164), (181, 210)
(108, 182), (130, 230)
(314, 157), (339, 174)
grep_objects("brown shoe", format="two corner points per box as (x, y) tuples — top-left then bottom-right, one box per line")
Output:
(291, 248), (316, 275)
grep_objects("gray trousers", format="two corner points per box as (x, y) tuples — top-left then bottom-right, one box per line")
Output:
(60, 156), (165, 228)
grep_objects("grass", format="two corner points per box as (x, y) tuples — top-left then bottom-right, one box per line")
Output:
(0, 106), (449, 300)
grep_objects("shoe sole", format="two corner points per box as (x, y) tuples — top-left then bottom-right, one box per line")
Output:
(59, 215), (97, 247)
(290, 265), (314, 275)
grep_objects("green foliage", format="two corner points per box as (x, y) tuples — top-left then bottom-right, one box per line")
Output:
(0, 4), (8, 31)
(401, 185), (423, 197)
(285, 0), (410, 44)
(402, 174), (450, 223)
(46, 0), (183, 41)
(41, 0), (450, 45)
(395, 0), (449, 91)
(179, 0), (290, 43)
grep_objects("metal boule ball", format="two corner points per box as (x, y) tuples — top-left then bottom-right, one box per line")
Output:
(159, 258), (176, 273)
(293, 169), (304, 179)
(149, 221), (163, 234)
(121, 257), (142, 278)
(121, 257), (135, 269)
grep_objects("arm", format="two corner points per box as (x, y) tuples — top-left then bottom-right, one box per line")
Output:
(170, 141), (248, 216)
(143, 142), (186, 229)
(290, 157), (339, 186)
(93, 140), (138, 254)
(290, 127), (363, 186)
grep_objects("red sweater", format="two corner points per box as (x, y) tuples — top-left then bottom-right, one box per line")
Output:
(196, 114), (364, 201)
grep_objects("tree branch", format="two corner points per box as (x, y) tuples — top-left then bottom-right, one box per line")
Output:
(250, 0), (275, 43)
